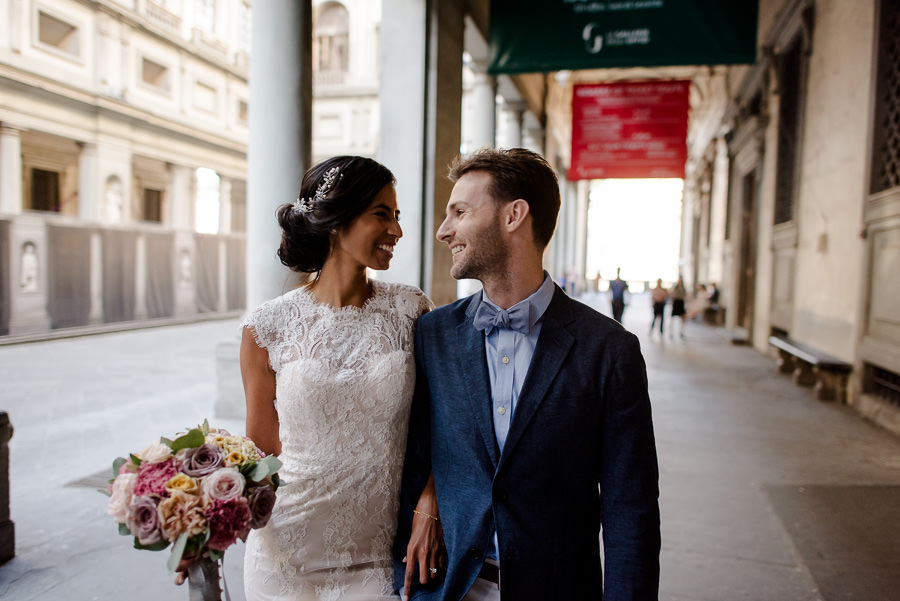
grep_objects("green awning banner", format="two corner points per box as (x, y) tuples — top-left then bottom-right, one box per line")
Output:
(489, 0), (758, 75)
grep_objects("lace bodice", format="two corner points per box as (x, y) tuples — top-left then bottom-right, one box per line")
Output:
(242, 281), (430, 600)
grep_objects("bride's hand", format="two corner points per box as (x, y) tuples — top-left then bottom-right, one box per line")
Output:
(403, 474), (445, 599)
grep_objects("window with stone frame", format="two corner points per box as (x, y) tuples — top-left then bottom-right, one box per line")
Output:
(314, 2), (349, 82)
(773, 35), (808, 225)
(30, 168), (61, 212)
(37, 10), (80, 59)
(870, 0), (900, 194)
(143, 189), (164, 223)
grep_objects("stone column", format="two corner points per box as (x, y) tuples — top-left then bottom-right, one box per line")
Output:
(468, 58), (496, 150)
(168, 164), (194, 231)
(245, 0), (310, 310)
(77, 143), (100, 222)
(458, 57), (493, 299)
(498, 100), (526, 149)
(0, 412), (13, 564)
(218, 176), (232, 235)
(217, 0), (312, 420)
(89, 232), (103, 324)
(380, 0), (464, 306)
(133, 233), (147, 319)
(379, 0), (429, 290)
(0, 125), (24, 215)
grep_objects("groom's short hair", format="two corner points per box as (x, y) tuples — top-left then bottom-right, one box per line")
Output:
(448, 147), (561, 249)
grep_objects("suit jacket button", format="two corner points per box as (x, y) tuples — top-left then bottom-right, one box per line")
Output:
(467, 548), (483, 561)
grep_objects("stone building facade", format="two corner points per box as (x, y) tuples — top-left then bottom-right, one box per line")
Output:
(677, 0), (900, 434)
(0, 0), (252, 338)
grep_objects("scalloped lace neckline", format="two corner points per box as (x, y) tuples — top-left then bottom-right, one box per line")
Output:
(294, 280), (385, 313)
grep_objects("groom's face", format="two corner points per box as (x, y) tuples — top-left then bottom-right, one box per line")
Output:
(437, 171), (507, 282)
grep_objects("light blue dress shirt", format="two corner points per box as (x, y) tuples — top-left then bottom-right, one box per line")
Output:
(481, 273), (556, 450)
(479, 273), (556, 561)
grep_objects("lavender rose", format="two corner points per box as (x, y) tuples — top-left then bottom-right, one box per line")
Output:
(181, 443), (225, 477)
(127, 496), (164, 545)
(247, 485), (277, 529)
(202, 467), (245, 502)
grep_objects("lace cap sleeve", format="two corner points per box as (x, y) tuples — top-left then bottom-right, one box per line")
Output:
(240, 294), (296, 372)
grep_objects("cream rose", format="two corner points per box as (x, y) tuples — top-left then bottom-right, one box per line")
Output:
(138, 442), (173, 464)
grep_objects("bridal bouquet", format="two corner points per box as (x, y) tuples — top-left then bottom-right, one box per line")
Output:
(103, 420), (281, 599)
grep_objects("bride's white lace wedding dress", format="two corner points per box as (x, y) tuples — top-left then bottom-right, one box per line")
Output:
(242, 281), (430, 601)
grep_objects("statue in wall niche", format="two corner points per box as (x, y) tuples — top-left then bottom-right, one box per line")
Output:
(104, 175), (124, 223)
(179, 249), (192, 287)
(19, 241), (39, 292)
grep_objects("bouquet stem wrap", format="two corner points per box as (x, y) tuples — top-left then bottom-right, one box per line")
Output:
(188, 557), (222, 601)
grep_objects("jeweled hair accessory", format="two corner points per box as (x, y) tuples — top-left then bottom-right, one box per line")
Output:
(293, 166), (341, 215)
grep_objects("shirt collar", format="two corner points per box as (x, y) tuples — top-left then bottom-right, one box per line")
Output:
(480, 271), (555, 333)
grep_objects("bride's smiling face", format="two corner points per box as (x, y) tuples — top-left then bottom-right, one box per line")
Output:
(332, 184), (402, 271)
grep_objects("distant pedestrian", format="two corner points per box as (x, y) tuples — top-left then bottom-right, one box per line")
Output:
(708, 282), (720, 308)
(650, 279), (669, 337)
(609, 267), (629, 324)
(669, 276), (687, 339)
(686, 284), (710, 320)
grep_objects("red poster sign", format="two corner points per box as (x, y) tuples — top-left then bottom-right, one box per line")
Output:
(569, 80), (690, 180)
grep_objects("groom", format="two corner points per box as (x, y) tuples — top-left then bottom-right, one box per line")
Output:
(395, 148), (660, 600)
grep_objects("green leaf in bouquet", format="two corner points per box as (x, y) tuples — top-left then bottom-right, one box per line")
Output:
(250, 455), (283, 482)
(160, 436), (174, 446)
(200, 419), (210, 436)
(119, 523), (132, 536)
(167, 532), (189, 573)
(170, 429), (205, 453)
(112, 456), (126, 478)
(208, 548), (224, 562)
(135, 539), (170, 552)
(129, 453), (142, 466)
(271, 472), (281, 491)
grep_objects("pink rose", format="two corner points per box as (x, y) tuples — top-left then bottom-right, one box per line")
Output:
(205, 497), (251, 551)
(107, 472), (138, 523)
(202, 467), (245, 502)
(133, 458), (179, 498)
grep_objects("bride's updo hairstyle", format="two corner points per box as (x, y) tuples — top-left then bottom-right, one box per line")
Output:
(277, 156), (396, 273)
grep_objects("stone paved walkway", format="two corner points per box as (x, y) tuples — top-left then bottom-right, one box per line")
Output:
(1, 292), (898, 600)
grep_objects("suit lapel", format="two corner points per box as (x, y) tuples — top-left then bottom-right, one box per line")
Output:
(498, 288), (575, 468)
(457, 295), (500, 467)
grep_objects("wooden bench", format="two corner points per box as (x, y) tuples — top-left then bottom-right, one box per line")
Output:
(768, 335), (852, 402)
(703, 306), (724, 326)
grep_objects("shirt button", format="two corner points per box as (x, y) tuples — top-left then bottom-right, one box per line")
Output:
(498, 407), (506, 415)
(502, 356), (510, 364)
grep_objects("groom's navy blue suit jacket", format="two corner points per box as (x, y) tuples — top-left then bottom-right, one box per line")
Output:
(394, 286), (660, 601)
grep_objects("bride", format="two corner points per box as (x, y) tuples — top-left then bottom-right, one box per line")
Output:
(241, 156), (441, 600)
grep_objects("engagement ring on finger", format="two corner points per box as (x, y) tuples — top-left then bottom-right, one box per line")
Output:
(429, 567), (438, 575)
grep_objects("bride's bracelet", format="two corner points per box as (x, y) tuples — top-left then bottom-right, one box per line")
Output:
(413, 509), (440, 522)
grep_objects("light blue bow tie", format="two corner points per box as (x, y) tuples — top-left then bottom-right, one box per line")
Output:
(472, 301), (530, 335)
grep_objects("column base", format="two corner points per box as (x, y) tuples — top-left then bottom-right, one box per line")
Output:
(0, 520), (14, 564)
(215, 339), (245, 420)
